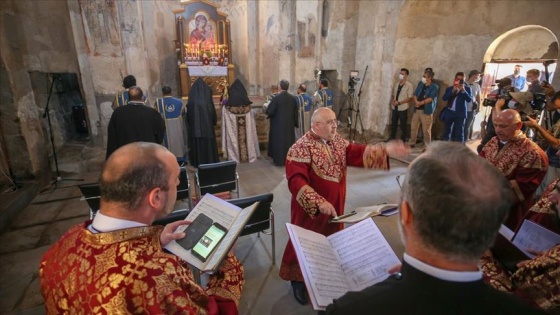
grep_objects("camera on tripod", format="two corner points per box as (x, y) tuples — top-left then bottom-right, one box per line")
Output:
(348, 70), (360, 90)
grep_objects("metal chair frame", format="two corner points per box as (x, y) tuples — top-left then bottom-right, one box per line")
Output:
(195, 160), (240, 200)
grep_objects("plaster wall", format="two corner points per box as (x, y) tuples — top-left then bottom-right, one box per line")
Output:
(0, 0), (80, 183)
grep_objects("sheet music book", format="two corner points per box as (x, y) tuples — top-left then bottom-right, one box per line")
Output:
(286, 219), (400, 311)
(512, 219), (560, 258)
(332, 204), (399, 224)
(166, 194), (258, 272)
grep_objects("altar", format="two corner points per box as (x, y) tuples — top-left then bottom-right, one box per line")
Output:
(174, 0), (234, 97)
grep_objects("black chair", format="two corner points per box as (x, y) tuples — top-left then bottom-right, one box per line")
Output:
(195, 160), (239, 200)
(78, 183), (101, 219)
(227, 193), (275, 265)
(177, 166), (192, 211)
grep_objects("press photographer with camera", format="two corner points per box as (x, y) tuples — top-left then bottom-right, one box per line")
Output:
(441, 72), (472, 142)
(477, 77), (517, 152)
(524, 91), (560, 197)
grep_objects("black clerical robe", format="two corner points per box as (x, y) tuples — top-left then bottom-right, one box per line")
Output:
(106, 102), (165, 159)
(266, 91), (298, 166)
(326, 261), (543, 315)
(187, 78), (219, 167)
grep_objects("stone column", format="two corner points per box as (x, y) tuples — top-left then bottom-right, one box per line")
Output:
(0, 1), (51, 185)
(67, 0), (102, 145)
(117, 0), (151, 95)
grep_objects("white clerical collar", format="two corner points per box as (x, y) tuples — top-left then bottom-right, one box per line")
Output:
(403, 253), (482, 282)
(88, 212), (147, 234)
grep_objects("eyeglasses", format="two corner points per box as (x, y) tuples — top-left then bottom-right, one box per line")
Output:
(396, 173), (406, 190)
(318, 119), (337, 126)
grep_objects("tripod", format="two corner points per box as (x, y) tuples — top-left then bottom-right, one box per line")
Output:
(42, 74), (83, 192)
(338, 67), (368, 143)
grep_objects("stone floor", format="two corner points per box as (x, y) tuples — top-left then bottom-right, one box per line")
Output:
(0, 139), (482, 314)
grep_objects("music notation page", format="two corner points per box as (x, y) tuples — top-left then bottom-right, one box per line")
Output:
(286, 219), (400, 310)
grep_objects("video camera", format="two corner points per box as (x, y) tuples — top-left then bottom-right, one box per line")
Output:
(348, 70), (360, 90)
(483, 86), (514, 107)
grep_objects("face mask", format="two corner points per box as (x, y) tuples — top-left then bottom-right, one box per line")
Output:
(507, 100), (517, 109)
(421, 77), (427, 84)
(399, 74), (404, 80)
(514, 70), (520, 75)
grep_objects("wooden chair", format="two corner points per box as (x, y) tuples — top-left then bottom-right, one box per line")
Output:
(195, 160), (239, 201)
(227, 193), (275, 265)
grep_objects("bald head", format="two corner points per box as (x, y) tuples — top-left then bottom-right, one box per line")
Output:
(311, 107), (334, 123)
(493, 109), (522, 142)
(311, 108), (337, 140)
(101, 142), (171, 211)
(128, 86), (143, 101)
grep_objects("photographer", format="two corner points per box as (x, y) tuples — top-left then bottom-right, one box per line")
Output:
(477, 77), (517, 152)
(441, 72), (472, 143)
(524, 91), (560, 197)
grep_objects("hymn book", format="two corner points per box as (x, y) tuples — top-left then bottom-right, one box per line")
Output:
(331, 204), (399, 223)
(286, 219), (401, 311)
(166, 194), (258, 273)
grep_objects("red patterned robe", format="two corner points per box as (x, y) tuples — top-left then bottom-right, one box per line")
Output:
(479, 134), (549, 230)
(481, 179), (560, 312)
(40, 222), (244, 315)
(279, 131), (389, 281)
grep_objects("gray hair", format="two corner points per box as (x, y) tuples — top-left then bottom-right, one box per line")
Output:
(402, 141), (512, 262)
(100, 143), (170, 211)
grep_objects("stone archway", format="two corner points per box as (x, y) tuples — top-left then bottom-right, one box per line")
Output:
(475, 25), (559, 137)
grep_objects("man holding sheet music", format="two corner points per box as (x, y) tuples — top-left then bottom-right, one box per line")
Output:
(481, 178), (560, 312)
(279, 107), (409, 305)
(40, 143), (244, 314)
(326, 142), (541, 314)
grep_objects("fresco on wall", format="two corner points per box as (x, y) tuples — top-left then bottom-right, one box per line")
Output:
(297, 16), (316, 58)
(79, 0), (122, 56)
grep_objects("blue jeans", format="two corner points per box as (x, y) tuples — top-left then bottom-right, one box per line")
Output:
(464, 111), (474, 141)
(443, 110), (465, 142)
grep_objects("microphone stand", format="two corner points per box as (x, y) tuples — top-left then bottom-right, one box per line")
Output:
(42, 74), (83, 192)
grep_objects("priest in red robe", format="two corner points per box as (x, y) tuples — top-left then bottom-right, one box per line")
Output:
(480, 178), (560, 312)
(479, 108), (548, 230)
(279, 108), (409, 305)
(40, 142), (244, 314)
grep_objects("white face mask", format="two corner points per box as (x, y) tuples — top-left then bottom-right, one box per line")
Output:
(421, 77), (427, 84)
(399, 74), (404, 80)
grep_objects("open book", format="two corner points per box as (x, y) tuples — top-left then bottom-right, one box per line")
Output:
(287, 219), (401, 311)
(166, 194), (258, 272)
(493, 220), (560, 271)
(332, 204), (399, 223)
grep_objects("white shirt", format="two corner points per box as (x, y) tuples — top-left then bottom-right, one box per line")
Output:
(466, 82), (481, 112)
(403, 253), (482, 282)
(88, 212), (147, 233)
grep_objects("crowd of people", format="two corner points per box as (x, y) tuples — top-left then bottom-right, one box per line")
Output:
(38, 68), (559, 314)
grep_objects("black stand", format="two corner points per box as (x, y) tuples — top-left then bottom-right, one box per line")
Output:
(42, 74), (83, 191)
(338, 66), (368, 143)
